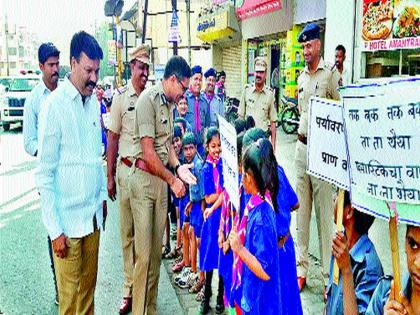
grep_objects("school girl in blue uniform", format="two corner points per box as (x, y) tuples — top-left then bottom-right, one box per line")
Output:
(242, 127), (302, 314)
(199, 127), (225, 314)
(229, 138), (282, 315)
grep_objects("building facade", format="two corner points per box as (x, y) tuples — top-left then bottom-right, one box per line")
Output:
(0, 16), (39, 76)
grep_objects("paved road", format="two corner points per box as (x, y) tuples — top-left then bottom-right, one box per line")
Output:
(0, 124), (408, 314)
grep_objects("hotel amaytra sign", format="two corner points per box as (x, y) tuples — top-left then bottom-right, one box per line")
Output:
(361, 0), (420, 51)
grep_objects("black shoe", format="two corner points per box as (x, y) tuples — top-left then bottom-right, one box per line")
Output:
(199, 301), (211, 315)
(215, 303), (225, 314)
(55, 292), (59, 306)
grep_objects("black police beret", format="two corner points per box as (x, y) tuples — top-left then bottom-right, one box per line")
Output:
(298, 23), (320, 43)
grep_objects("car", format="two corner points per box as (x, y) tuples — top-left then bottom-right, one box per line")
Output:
(0, 75), (40, 131)
(0, 76), (13, 96)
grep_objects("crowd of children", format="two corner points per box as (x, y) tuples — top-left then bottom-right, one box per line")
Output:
(162, 76), (304, 314)
(161, 67), (420, 315)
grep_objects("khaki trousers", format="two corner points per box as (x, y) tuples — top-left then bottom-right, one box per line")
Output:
(294, 140), (334, 284)
(129, 168), (168, 315)
(53, 229), (100, 315)
(117, 160), (135, 297)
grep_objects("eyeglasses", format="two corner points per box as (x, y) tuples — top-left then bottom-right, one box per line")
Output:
(176, 77), (188, 93)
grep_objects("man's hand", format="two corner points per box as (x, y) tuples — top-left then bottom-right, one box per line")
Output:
(103, 200), (107, 230)
(332, 231), (351, 274)
(170, 177), (186, 198)
(384, 280), (414, 315)
(177, 164), (197, 185)
(107, 176), (117, 201)
(52, 234), (68, 258)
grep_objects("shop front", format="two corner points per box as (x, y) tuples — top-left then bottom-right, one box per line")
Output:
(238, 0), (293, 104)
(197, 1), (243, 98)
(239, 0), (329, 103)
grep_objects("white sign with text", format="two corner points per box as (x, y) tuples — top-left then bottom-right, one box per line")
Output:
(218, 115), (240, 210)
(307, 97), (350, 190)
(342, 78), (420, 204)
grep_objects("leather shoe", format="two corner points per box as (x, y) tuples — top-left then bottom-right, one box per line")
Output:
(119, 297), (132, 315)
(297, 276), (306, 292)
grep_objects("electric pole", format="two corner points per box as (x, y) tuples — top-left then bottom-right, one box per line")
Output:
(172, 0), (178, 56)
(5, 14), (10, 76)
(142, 0), (148, 43)
(186, 0), (191, 64)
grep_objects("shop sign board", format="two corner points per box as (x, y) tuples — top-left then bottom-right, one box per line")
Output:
(236, 0), (282, 20)
(361, 0), (420, 51)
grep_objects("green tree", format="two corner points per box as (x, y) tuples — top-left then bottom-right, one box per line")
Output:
(95, 22), (115, 80)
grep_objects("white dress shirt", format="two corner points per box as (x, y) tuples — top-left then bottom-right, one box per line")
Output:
(23, 79), (52, 156)
(35, 77), (107, 240)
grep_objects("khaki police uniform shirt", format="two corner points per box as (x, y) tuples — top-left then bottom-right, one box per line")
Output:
(108, 80), (139, 158)
(133, 82), (174, 165)
(297, 57), (340, 136)
(238, 84), (277, 131)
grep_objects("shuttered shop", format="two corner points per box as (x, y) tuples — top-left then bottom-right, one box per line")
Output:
(222, 45), (242, 99)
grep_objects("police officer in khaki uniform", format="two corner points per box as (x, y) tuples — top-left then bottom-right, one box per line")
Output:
(107, 45), (151, 314)
(294, 23), (340, 292)
(238, 57), (278, 150)
(129, 56), (196, 315)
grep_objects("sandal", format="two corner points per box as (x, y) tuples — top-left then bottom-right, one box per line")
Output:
(195, 286), (205, 302)
(165, 248), (178, 259)
(161, 245), (171, 258)
(189, 278), (205, 294)
(172, 255), (183, 266)
(172, 260), (185, 273)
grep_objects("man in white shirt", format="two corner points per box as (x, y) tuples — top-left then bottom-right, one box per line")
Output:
(23, 42), (60, 157)
(23, 42), (60, 305)
(36, 31), (107, 314)
(332, 45), (351, 87)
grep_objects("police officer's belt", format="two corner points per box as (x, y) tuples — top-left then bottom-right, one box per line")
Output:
(135, 158), (152, 173)
(121, 157), (134, 168)
(298, 134), (307, 145)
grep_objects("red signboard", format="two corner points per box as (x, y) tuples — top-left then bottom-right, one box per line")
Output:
(236, 0), (282, 20)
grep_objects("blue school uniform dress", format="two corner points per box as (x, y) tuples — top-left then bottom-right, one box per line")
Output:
(230, 179), (250, 307)
(326, 234), (384, 315)
(100, 100), (107, 152)
(218, 190), (235, 306)
(199, 158), (223, 272)
(178, 193), (190, 228)
(276, 165), (303, 315)
(366, 273), (411, 315)
(189, 154), (204, 237)
(240, 200), (282, 315)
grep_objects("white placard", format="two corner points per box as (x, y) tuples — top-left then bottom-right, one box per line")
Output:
(307, 97), (350, 190)
(342, 78), (420, 204)
(102, 113), (111, 130)
(218, 115), (239, 210)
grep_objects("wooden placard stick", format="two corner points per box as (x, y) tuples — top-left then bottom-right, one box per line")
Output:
(333, 189), (345, 285)
(387, 202), (402, 302)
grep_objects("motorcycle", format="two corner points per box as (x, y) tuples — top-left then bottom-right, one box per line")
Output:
(224, 96), (240, 123)
(279, 96), (299, 134)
